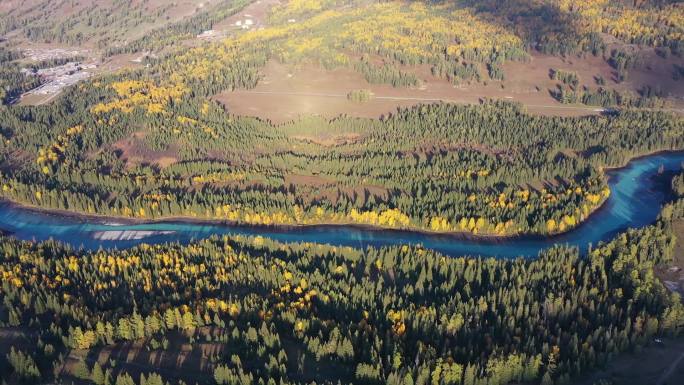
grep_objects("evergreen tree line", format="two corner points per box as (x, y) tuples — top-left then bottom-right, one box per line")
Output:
(0, 70), (682, 236)
(0, 206), (683, 384)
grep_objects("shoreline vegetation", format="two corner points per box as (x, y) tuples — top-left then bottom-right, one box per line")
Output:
(1, 149), (681, 243)
(2, 1), (684, 384)
(0, 194), (607, 242)
(1, 82), (682, 243)
(0, 192), (682, 385)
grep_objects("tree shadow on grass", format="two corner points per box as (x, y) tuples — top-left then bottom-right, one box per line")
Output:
(74, 337), (217, 383)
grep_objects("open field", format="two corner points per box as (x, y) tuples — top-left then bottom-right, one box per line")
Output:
(215, 51), (684, 123)
(7, 1), (683, 117)
(214, 59), (600, 123)
(17, 91), (63, 106)
(111, 131), (179, 169)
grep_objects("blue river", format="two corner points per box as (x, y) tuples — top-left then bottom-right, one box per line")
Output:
(0, 152), (682, 258)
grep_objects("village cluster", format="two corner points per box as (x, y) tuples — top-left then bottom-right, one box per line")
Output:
(19, 48), (97, 98)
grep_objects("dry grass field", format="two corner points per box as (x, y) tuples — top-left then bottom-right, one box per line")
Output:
(215, 51), (684, 123)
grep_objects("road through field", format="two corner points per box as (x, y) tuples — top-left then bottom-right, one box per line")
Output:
(233, 90), (684, 117)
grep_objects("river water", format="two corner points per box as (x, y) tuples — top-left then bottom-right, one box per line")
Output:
(0, 152), (681, 258)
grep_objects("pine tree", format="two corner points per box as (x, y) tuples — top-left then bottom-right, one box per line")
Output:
(182, 311), (195, 331)
(115, 372), (135, 385)
(73, 359), (91, 380)
(92, 362), (105, 385)
(463, 364), (476, 385)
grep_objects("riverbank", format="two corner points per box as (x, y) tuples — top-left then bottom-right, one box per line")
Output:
(0, 189), (613, 244)
(0, 149), (682, 245)
(0, 199), (540, 243)
(0, 150), (679, 258)
(601, 148), (684, 172)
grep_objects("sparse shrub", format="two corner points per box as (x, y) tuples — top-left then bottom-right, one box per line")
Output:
(551, 69), (579, 88)
(347, 89), (373, 102)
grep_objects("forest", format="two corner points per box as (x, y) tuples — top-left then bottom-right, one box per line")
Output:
(1, 76), (682, 236)
(463, 0), (683, 56)
(0, 3), (682, 237)
(0, 47), (40, 105)
(0, 0), (252, 49)
(0, 1), (683, 384)
(103, 0), (253, 56)
(1, 175), (683, 384)
(0, 22), (682, 236)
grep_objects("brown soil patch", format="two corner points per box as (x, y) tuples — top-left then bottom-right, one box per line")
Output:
(0, 0), (24, 13)
(0, 149), (32, 172)
(285, 173), (335, 187)
(214, 60), (438, 123)
(504, 50), (684, 100)
(291, 133), (362, 146)
(112, 132), (178, 169)
(343, 185), (390, 202)
(282, 172), (391, 205)
(97, 53), (145, 74)
(155, 156), (178, 168)
(16, 92), (58, 106)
